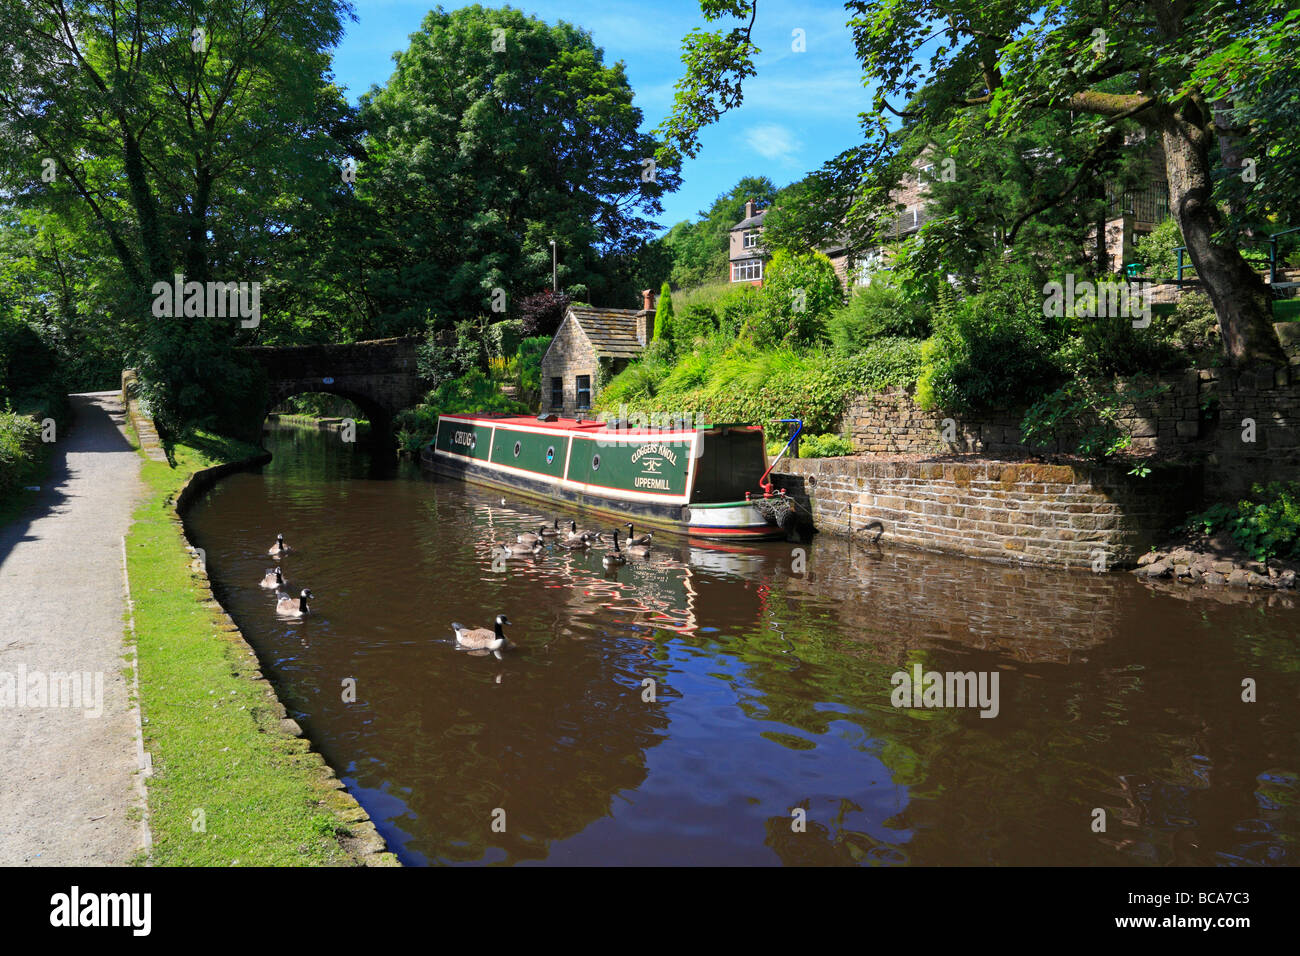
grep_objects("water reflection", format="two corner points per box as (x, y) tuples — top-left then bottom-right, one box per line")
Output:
(180, 425), (1300, 865)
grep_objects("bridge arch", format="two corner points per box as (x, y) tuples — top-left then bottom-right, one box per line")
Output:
(241, 337), (423, 453)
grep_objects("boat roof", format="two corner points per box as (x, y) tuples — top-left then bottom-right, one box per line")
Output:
(440, 413), (762, 435)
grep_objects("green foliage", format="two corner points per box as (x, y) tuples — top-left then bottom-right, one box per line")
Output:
(485, 320), (524, 360)
(0, 314), (66, 414)
(1184, 482), (1300, 563)
(673, 304), (719, 344)
(0, 411), (42, 497)
(743, 250), (842, 347)
(358, 5), (679, 328)
(653, 282), (674, 341)
(1131, 219), (1185, 282)
(828, 276), (930, 351)
(797, 433), (855, 458)
(1150, 291), (1219, 361)
(394, 370), (527, 454)
(1020, 377), (1167, 461)
(594, 334), (921, 434)
(515, 336), (552, 406)
(916, 274), (1059, 412)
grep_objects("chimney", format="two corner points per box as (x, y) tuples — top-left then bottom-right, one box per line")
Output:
(636, 288), (655, 345)
(744, 199), (756, 219)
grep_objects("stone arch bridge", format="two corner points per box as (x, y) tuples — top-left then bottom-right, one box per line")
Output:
(241, 337), (422, 448)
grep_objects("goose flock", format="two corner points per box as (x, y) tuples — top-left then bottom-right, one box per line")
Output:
(253, 514), (655, 656)
(260, 532), (313, 619)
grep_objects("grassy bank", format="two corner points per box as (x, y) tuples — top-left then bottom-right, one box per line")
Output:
(126, 429), (391, 865)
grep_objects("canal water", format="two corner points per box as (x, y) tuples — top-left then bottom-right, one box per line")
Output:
(184, 425), (1300, 865)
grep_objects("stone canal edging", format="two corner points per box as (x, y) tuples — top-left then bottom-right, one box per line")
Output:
(123, 382), (399, 865)
(169, 455), (399, 865)
(121, 369), (168, 462)
(772, 458), (1198, 570)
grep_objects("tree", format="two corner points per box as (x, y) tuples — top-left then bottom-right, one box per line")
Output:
(746, 250), (842, 347)
(660, 0), (1298, 366)
(358, 5), (680, 333)
(653, 282), (674, 340)
(0, 0), (362, 429)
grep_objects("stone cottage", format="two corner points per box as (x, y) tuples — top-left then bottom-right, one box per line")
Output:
(538, 292), (655, 417)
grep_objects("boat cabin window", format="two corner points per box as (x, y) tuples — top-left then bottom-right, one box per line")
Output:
(550, 377), (563, 410)
(575, 375), (591, 410)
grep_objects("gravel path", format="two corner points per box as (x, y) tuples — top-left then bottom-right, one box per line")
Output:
(0, 391), (148, 865)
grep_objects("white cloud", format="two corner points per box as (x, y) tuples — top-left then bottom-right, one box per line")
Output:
(744, 124), (803, 163)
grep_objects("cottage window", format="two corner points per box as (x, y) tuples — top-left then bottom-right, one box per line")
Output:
(742, 229), (760, 249)
(732, 260), (763, 282)
(550, 377), (563, 409)
(575, 375), (592, 410)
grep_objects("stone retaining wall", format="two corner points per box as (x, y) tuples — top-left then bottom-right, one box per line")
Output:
(837, 355), (1300, 497)
(772, 458), (1199, 570)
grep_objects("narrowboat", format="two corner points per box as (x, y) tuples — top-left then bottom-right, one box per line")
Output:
(421, 413), (800, 541)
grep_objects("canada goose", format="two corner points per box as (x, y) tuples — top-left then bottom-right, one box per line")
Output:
(499, 540), (542, 557)
(625, 522), (653, 547)
(565, 520), (598, 542)
(259, 566), (284, 589)
(626, 538), (652, 559)
(556, 532), (590, 550)
(268, 533), (291, 557)
(539, 519), (560, 538)
(276, 588), (313, 617)
(516, 524), (548, 545)
(453, 615), (512, 651)
(603, 529), (627, 568)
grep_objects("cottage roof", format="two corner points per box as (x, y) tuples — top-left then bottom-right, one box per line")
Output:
(569, 307), (646, 359)
(731, 208), (767, 232)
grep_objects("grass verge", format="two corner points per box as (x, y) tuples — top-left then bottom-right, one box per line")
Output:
(126, 428), (390, 865)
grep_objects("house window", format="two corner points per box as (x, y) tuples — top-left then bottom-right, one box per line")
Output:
(550, 377), (563, 409)
(732, 260), (763, 282)
(576, 375), (591, 410)
(742, 229), (760, 248)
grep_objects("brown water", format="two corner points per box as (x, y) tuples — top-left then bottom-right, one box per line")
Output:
(183, 425), (1300, 866)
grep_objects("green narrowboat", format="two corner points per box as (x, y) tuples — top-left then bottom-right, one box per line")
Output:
(421, 413), (797, 541)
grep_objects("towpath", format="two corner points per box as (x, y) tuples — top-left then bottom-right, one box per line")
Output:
(0, 391), (148, 864)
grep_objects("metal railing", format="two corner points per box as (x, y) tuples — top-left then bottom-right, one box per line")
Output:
(1173, 227), (1299, 291)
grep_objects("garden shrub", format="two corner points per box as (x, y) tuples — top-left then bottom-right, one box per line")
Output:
(653, 282), (673, 342)
(0, 411), (42, 497)
(828, 277), (930, 350)
(393, 369), (526, 454)
(917, 293), (1059, 412)
(1130, 218), (1184, 282)
(798, 433), (855, 458)
(743, 250), (841, 347)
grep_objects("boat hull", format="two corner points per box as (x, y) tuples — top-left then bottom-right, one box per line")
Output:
(420, 415), (786, 541)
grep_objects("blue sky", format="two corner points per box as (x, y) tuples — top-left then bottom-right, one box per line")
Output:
(331, 0), (875, 232)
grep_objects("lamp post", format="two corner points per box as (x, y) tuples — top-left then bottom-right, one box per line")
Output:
(549, 239), (557, 292)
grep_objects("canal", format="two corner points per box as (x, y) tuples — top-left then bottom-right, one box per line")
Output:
(183, 425), (1300, 865)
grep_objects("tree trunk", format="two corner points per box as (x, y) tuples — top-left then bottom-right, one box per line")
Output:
(1159, 114), (1284, 366)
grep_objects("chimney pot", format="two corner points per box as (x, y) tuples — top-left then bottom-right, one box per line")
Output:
(641, 288), (655, 312)
(745, 199), (756, 219)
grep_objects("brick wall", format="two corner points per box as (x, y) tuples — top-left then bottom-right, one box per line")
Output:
(772, 459), (1199, 569)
